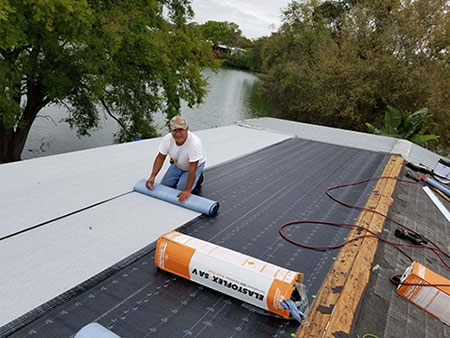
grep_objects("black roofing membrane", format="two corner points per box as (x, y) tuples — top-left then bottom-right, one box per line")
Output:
(4, 138), (390, 338)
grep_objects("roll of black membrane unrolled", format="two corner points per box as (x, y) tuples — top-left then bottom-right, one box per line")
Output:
(133, 179), (219, 216)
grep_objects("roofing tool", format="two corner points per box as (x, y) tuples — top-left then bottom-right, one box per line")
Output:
(407, 160), (450, 185)
(394, 228), (428, 245)
(133, 180), (219, 215)
(406, 162), (432, 175)
(406, 171), (450, 199)
(405, 170), (424, 182)
(155, 231), (309, 322)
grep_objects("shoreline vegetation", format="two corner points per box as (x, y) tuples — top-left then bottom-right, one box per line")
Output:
(1, 1), (449, 164)
(198, 1), (449, 156)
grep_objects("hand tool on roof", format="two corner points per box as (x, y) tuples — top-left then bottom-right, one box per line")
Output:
(394, 228), (428, 245)
(406, 162), (432, 175)
(406, 171), (450, 199)
(407, 161), (450, 185)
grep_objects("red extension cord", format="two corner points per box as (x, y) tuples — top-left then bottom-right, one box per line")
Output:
(278, 176), (450, 287)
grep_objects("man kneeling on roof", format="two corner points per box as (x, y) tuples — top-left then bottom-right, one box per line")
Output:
(146, 115), (206, 203)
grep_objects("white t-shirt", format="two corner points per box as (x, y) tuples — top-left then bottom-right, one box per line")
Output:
(159, 131), (206, 171)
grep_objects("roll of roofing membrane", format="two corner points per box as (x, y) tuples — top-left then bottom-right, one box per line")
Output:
(425, 177), (450, 198)
(155, 231), (308, 320)
(74, 323), (121, 338)
(133, 179), (219, 215)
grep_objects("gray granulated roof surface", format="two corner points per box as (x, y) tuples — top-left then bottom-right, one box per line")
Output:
(351, 166), (450, 338)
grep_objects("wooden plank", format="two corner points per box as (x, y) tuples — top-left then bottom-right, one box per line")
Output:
(297, 156), (403, 337)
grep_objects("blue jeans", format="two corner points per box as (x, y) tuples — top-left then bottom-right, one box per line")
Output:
(161, 162), (205, 191)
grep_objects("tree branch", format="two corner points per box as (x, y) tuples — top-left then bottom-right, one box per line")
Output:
(57, 99), (74, 114)
(100, 99), (132, 137)
(36, 114), (57, 126)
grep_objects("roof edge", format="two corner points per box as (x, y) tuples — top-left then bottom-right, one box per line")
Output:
(238, 118), (447, 169)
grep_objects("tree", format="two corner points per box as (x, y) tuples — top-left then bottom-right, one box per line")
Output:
(198, 20), (250, 48)
(260, 0), (450, 151)
(198, 21), (234, 46)
(248, 37), (269, 73)
(0, 0), (216, 163)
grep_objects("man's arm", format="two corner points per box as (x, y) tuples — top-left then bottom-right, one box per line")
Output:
(177, 160), (198, 203)
(146, 152), (167, 189)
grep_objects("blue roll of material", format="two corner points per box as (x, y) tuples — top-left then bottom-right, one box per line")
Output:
(133, 179), (219, 216)
(74, 323), (121, 338)
(425, 177), (450, 198)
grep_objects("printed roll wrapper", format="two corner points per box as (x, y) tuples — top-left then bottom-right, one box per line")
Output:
(155, 231), (303, 318)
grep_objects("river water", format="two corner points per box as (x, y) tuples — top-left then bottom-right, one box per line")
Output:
(22, 68), (273, 160)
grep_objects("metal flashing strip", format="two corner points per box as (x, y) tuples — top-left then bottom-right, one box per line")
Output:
(423, 186), (450, 223)
(391, 139), (413, 158)
(3, 139), (390, 338)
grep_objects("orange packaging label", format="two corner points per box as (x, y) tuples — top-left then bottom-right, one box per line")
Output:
(155, 231), (302, 318)
(155, 231), (195, 280)
(397, 261), (450, 325)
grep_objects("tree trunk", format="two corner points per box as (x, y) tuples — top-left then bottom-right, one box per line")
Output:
(0, 81), (49, 164)
(0, 126), (24, 164)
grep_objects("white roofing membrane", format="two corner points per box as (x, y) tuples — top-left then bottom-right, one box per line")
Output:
(0, 125), (289, 327)
(0, 125), (287, 238)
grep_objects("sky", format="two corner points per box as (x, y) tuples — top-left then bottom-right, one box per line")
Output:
(190, 0), (293, 40)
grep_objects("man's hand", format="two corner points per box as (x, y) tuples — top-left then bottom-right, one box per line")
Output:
(146, 177), (155, 190)
(177, 190), (191, 203)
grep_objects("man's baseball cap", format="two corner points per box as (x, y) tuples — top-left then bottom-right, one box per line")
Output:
(169, 115), (188, 131)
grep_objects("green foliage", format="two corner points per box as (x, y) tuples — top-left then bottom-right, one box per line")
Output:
(195, 20), (256, 71)
(223, 50), (253, 70)
(244, 80), (278, 118)
(0, 0), (217, 162)
(0, 0), (13, 20)
(365, 106), (439, 146)
(384, 106), (403, 136)
(259, 0), (450, 151)
(247, 37), (267, 73)
(198, 20), (250, 48)
(199, 21), (234, 45)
